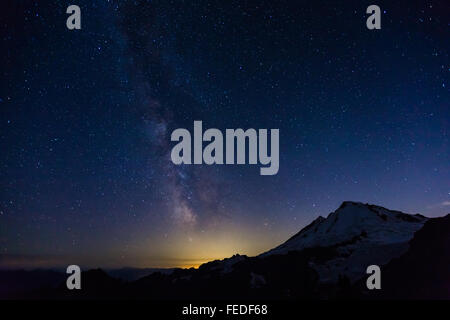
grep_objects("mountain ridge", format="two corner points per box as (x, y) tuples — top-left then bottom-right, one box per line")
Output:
(1, 201), (448, 299)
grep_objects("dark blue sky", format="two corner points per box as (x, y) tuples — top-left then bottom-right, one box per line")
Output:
(0, 0), (448, 268)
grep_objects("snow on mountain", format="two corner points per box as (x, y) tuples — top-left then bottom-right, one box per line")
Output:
(261, 201), (428, 282)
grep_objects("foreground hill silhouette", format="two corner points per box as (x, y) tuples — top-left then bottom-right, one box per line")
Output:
(355, 214), (450, 299)
(1, 202), (449, 300)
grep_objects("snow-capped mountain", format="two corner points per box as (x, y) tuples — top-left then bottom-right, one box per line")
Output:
(261, 201), (428, 282)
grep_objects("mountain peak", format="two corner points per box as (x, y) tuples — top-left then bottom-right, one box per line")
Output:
(337, 201), (386, 211)
(262, 201), (428, 257)
(260, 201), (429, 282)
(339, 200), (364, 207)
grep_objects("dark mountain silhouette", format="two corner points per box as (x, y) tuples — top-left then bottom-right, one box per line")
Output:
(1, 202), (449, 300)
(0, 269), (65, 299)
(354, 213), (450, 299)
(106, 267), (174, 282)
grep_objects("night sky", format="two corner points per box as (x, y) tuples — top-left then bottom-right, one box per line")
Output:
(0, 0), (448, 269)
